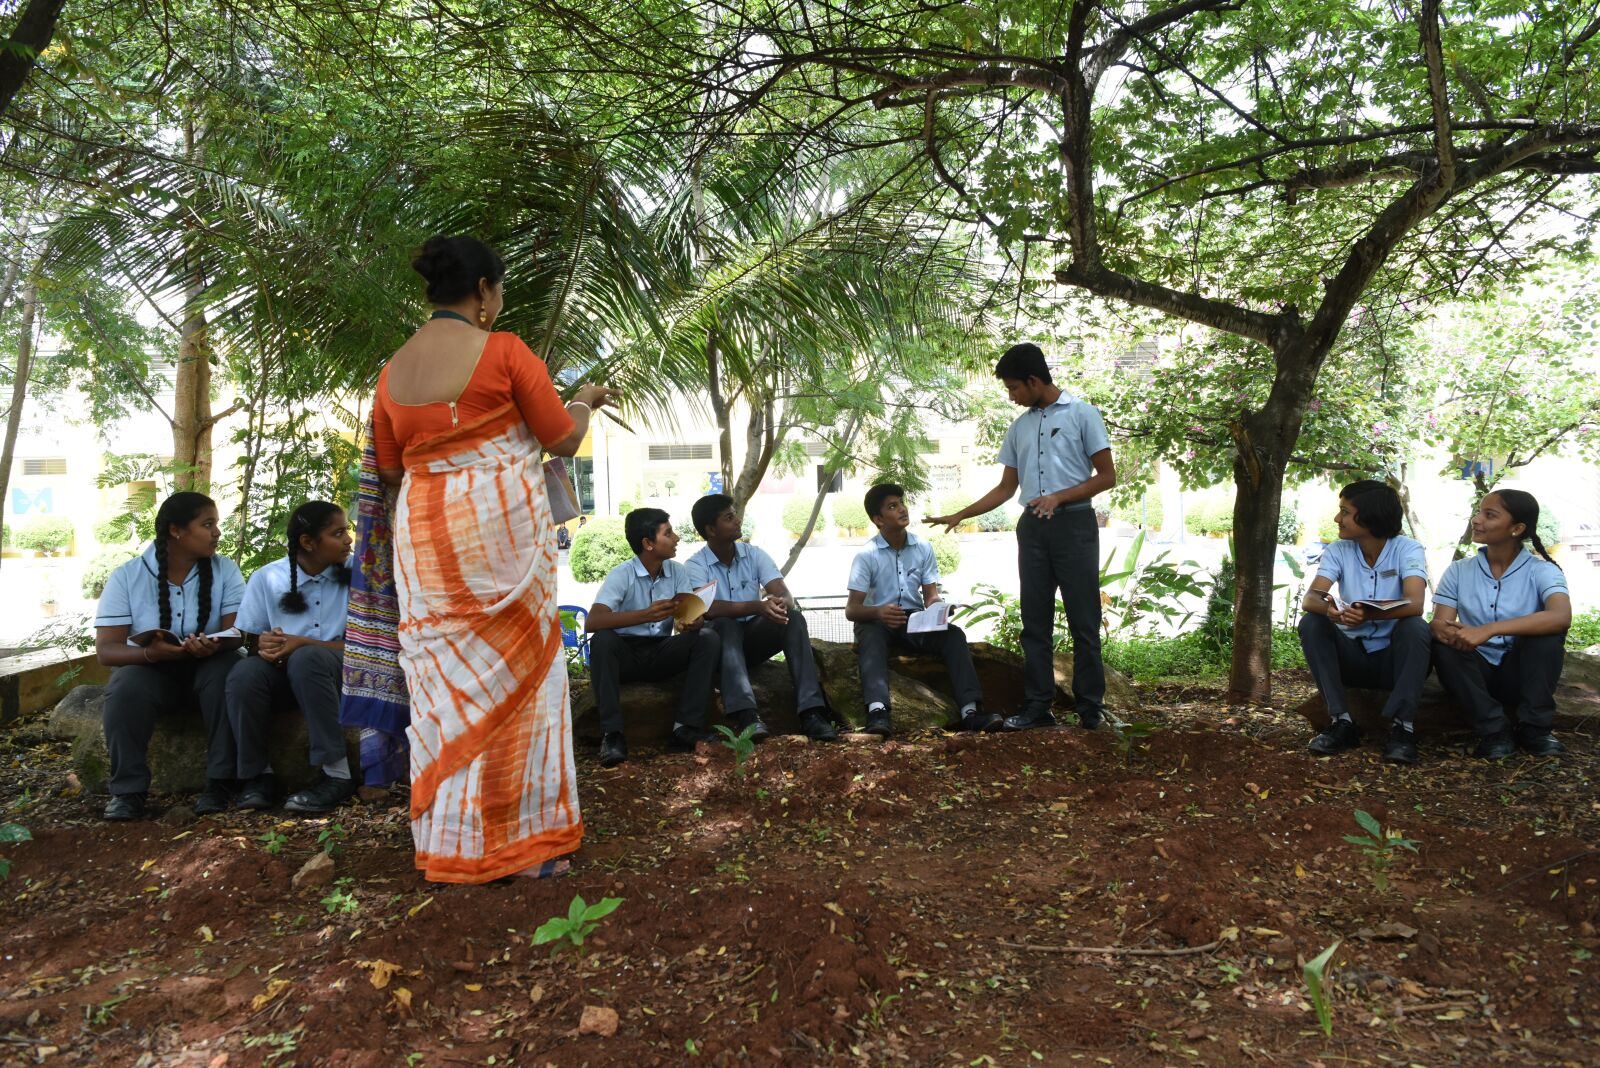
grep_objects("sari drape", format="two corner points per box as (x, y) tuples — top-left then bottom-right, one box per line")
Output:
(393, 402), (582, 883)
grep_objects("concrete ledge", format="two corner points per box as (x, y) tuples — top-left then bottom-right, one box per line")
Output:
(0, 649), (110, 726)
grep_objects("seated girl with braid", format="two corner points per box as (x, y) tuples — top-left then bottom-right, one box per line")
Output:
(226, 501), (357, 813)
(94, 492), (246, 821)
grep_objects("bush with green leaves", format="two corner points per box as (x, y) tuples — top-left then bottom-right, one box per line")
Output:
(0, 823), (30, 879)
(930, 534), (960, 577)
(1537, 505), (1560, 549)
(569, 518), (631, 582)
(782, 498), (829, 537)
(82, 549), (141, 600)
(1568, 607), (1600, 649)
(1276, 500), (1300, 544)
(832, 499), (869, 534)
(975, 507), (1013, 532)
(1112, 491), (1163, 530)
(937, 493), (980, 532)
(14, 517), (75, 555)
(94, 515), (137, 546)
(1182, 492), (1232, 536)
(1316, 513), (1339, 543)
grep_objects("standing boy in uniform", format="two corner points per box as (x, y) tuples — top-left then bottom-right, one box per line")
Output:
(586, 508), (722, 767)
(847, 483), (997, 737)
(686, 493), (836, 741)
(929, 343), (1116, 730)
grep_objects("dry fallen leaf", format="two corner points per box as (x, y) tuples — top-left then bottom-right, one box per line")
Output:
(197, 925), (215, 943)
(391, 986), (413, 1014)
(355, 959), (419, 990)
(251, 977), (291, 1011)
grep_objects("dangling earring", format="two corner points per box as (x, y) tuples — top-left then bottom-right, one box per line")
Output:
(478, 303), (489, 326)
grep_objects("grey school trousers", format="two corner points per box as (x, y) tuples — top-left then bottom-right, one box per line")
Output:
(710, 614), (827, 717)
(225, 645), (347, 779)
(1017, 505), (1106, 718)
(103, 653), (240, 796)
(1297, 613), (1432, 725)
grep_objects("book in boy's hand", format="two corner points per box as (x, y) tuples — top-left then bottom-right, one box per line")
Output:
(126, 629), (182, 647)
(672, 582), (718, 626)
(1349, 598), (1412, 611)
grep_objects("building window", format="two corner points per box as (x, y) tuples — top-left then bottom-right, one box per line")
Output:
(816, 465), (843, 494)
(647, 443), (713, 461)
(802, 441), (828, 457)
(569, 457), (595, 513)
(21, 458), (67, 476)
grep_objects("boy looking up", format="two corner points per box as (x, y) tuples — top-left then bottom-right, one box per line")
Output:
(586, 508), (721, 766)
(846, 483), (997, 737)
(686, 494), (836, 741)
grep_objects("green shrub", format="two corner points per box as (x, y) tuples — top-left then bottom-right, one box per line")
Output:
(1537, 506), (1560, 549)
(1104, 630), (1225, 681)
(976, 507), (1013, 532)
(937, 493), (980, 532)
(569, 518), (632, 581)
(1316, 513), (1339, 543)
(83, 549), (140, 600)
(1277, 500), (1300, 544)
(1114, 491), (1164, 530)
(1183, 492), (1232, 536)
(931, 533), (961, 577)
(94, 514), (137, 546)
(782, 498), (829, 537)
(13, 517), (74, 555)
(1568, 608), (1600, 649)
(832, 499), (869, 534)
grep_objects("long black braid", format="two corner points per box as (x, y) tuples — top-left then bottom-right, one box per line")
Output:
(280, 501), (349, 613)
(1492, 488), (1562, 569)
(153, 492), (217, 633)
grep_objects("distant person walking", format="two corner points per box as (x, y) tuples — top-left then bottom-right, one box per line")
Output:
(365, 235), (615, 883)
(930, 343), (1116, 731)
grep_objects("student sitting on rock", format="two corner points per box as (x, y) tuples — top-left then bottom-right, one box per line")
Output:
(686, 493), (836, 742)
(845, 483), (997, 738)
(227, 501), (357, 813)
(1431, 488), (1570, 758)
(586, 508), (722, 767)
(1299, 480), (1432, 764)
(94, 492), (246, 821)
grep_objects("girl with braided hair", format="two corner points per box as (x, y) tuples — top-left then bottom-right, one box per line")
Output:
(228, 502), (356, 813)
(1432, 489), (1571, 758)
(94, 492), (246, 821)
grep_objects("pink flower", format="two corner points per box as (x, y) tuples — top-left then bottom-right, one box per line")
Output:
(1309, 399), (1323, 412)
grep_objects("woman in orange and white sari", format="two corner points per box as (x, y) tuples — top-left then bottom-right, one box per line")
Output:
(373, 235), (616, 883)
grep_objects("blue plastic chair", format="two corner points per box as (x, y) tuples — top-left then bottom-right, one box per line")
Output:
(557, 604), (590, 665)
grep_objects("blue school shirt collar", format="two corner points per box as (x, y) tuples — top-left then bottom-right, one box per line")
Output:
(139, 542), (201, 585)
(869, 532), (921, 551)
(1473, 546), (1535, 582)
(631, 557), (674, 580)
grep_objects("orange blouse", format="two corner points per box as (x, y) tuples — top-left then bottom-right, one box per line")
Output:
(373, 332), (575, 469)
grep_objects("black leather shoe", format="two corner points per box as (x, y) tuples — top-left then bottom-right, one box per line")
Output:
(194, 779), (238, 816)
(1474, 732), (1516, 759)
(1002, 710), (1058, 732)
(1517, 729), (1565, 757)
(1308, 718), (1361, 756)
(284, 771), (357, 814)
(1076, 707), (1104, 731)
(667, 724), (714, 751)
(957, 709), (1004, 733)
(728, 710), (771, 743)
(863, 708), (892, 737)
(1381, 724), (1418, 765)
(800, 710), (839, 741)
(233, 774), (276, 812)
(599, 731), (628, 767)
(103, 793), (146, 821)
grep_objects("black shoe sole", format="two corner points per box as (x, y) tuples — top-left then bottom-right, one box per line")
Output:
(232, 795), (272, 811)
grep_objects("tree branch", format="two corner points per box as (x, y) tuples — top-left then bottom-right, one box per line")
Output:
(0, 0), (67, 121)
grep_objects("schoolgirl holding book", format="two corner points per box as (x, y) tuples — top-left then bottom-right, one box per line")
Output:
(94, 492), (245, 820)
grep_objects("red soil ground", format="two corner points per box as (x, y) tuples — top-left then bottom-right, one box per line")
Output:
(1, 672), (1597, 1066)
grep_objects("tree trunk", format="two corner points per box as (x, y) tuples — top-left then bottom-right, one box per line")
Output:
(0, 282), (38, 571)
(780, 411), (861, 575)
(1226, 444), (1287, 703)
(171, 265), (214, 492)
(706, 329), (735, 493)
(730, 393), (779, 512)
(0, 0), (67, 121)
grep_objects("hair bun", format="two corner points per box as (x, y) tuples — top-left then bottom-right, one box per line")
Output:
(410, 235), (506, 304)
(412, 236), (462, 284)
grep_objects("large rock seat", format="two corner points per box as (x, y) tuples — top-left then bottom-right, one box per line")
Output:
(49, 685), (360, 795)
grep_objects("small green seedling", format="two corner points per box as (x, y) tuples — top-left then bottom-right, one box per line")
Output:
(1216, 961), (1243, 985)
(713, 723), (759, 776)
(1303, 940), (1341, 1036)
(1342, 809), (1418, 892)
(0, 822), (31, 879)
(318, 823), (348, 857)
(320, 878), (360, 915)
(257, 829), (287, 856)
(532, 894), (623, 955)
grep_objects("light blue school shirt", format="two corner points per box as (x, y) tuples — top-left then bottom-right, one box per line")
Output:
(235, 556), (353, 640)
(1316, 535), (1429, 652)
(593, 556), (698, 637)
(95, 543), (246, 636)
(997, 391), (1111, 506)
(1433, 548), (1568, 666)
(847, 532), (941, 611)
(685, 542), (782, 623)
